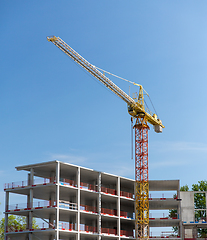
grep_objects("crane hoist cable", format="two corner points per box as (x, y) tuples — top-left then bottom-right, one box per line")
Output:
(95, 66), (159, 118)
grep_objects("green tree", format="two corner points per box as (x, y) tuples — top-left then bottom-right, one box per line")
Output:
(180, 184), (189, 192)
(0, 215), (38, 240)
(192, 180), (207, 238)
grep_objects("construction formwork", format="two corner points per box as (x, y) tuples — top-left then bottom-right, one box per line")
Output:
(4, 161), (181, 240)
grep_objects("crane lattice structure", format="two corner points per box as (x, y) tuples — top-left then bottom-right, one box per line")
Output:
(47, 36), (165, 240)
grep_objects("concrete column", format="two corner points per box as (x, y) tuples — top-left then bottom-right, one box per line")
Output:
(181, 224), (185, 240)
(29, 188), (33, 210)
(30, 168), (34, 186)
(49, 213), (55, 228)
(192, 226), (197, 238)
(98, 172), (101, 240)
(50, 171), (55, 183)
(29, 168), (34, 240)
(177, 183), (182, 237)
(27, 173), (30, 229)
(50, 191), (55, 207)
(56, 162), (60, 240)
(77, 167), (80, 240)
(5, 191), (9, 213)
(28, 169), (34, 240)
(4, 191), (9, 240)
(117, 177), (120, 239)
(48, 174), (55, 228)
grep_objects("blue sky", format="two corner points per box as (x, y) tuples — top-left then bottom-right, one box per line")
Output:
(1, 0), (207, 226)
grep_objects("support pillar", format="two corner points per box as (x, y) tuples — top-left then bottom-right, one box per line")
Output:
(29, 168), (34, 240)
(4, 191), (9, 240)
(49, 213), (55, 228)
(117, 177), (120, 239)
(50, 171), (55, 183)
(177, 185), (182, 238)
(49, 191), (55, 228)
(98, 172), (101, 240)
(56, 162), (60, 240)
(50, 191), (55, 207)
(77, 167), (80, 240)
(192, 226), (197, 238)
(27, 173), (30, 230)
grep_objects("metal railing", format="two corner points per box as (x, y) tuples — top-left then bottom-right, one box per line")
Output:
(59, 201), (77, 210)
(80, 204), (97, 213)
(80, 182), (97, 192)
(60, 178), (77, 187)
(149, 212), (177, 219)
(120, 210), (134, 219)
(59, 222), (76, 231)
(4, 178), (55, 190)
(101, 227), (117, 235)
(6, 222), (51, 233)
(36, 222), (49, 229)
(120, 190), (133, 199)
(101, 207), (117, 216)
(101, 186), (117, 195)
(149, 235), (180, 239)
(6, 201), (56, 212)
(120, 229), (134, 237)
(149, 192), (177, 199)
(80, 224), (97, 233)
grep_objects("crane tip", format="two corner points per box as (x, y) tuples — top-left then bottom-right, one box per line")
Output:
(47, 36), (57, 42)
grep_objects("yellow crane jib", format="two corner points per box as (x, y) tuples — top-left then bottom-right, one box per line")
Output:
(47, 35), (164, 133)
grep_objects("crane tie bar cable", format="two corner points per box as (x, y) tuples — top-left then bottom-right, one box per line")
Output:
(48, 36), (136, 107)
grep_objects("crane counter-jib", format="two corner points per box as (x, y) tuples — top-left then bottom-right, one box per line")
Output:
(47, 35), (164, 132)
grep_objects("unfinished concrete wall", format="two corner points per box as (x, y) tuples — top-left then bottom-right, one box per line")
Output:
(180, 191), (194, 238)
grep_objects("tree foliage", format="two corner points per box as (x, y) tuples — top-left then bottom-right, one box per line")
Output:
(0, 215), (38, 240)
(180, 184), (189, 192)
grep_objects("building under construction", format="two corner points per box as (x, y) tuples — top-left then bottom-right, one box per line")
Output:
(3, 160), (191, 240)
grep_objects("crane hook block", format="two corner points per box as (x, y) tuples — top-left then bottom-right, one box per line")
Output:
(154, 125), (162, 133)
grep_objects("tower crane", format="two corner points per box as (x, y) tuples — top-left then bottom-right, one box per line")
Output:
(47, 36), (165, 240)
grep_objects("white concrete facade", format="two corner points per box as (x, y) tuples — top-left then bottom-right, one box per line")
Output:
(4, 161), (181, 240)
